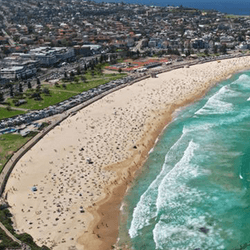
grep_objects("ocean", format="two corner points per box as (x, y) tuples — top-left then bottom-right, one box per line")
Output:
(95, 0), (250, 15)
(118, 71), (250, 250)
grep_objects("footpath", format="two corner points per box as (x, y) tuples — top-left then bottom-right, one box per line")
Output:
(0, 54), (249, 247)
(0, 221), (31, 249)
(0, 74), (149, 196)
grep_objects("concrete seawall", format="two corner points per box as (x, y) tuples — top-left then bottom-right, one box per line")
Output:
(1, 53), (249, 197)
(0, 74), (150, 197)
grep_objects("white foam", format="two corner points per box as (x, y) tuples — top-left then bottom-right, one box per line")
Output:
(238, 74), (250, 81)
(129, 130), (188, 238)
(195, 85), (236, 115)
(183, 123), (214, 134)
(219, 107), (250, 126)
(233, 74), (250, 84)
(189, 105), (250, 135)
(153, 213), (226, 250)
(232, 74), (250, 90)
(196, 99), (233, 115)
(156, 140), (199, 213)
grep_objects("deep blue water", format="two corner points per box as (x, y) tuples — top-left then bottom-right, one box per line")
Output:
(118, 72), (250, 249)
(95, 0), (250, 15)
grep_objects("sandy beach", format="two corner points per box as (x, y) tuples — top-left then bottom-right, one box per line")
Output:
(4, 57), (250, 250)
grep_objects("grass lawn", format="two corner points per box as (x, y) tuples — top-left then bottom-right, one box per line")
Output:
(10, 90), (77, 110)
(0, 107), (26, 120)
(0, 133), (34, 172)
(82, 71), (126, 81)
(6, 72), (127, 110)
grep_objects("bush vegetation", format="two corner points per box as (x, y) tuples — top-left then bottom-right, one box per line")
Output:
(0, 208), (50, 249)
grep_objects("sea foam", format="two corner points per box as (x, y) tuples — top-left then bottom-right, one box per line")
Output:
(195, 85), (237, 115)
(125, 72), (250, 250)
(129, 130), (188, 238)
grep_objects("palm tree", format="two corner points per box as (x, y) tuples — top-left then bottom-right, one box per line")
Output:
(9, 84), (14, 97)
(0, 92), (4, 102)
(19, 83), (23, 93)
(37, 78), (41, 86)
(28, 81), (32, 89)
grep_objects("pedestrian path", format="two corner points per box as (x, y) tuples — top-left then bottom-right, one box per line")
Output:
(0, 104), (29, 112)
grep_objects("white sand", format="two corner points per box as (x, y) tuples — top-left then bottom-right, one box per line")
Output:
(4, 57), (250, 250)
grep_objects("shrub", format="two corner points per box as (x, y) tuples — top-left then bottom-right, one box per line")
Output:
(42, 88), (50, 95)
(31, 92), (41, 99)
(6, 106), (12, 111)
(17, 233), (34, 245)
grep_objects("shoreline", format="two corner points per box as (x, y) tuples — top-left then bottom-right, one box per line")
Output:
(81, 59), (250, 250)
(4, 57), (250, 250)
(82, 93), (215, 250)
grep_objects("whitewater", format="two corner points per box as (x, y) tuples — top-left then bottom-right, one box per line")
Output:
(118, 71), (250, 250)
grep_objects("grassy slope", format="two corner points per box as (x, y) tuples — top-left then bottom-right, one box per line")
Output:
(0, 133), (32, 171)
(5, 73), (126, 111)
(0, 108), (26, 120)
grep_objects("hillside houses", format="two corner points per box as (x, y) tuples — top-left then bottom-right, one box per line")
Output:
(0, 0), (250, 82)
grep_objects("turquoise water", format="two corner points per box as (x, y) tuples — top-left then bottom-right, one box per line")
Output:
(119, 71), (250, 250)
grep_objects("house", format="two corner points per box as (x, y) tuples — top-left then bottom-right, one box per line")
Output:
(0, 36), (8, 45)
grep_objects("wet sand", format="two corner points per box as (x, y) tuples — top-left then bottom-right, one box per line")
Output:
(4, 57), (250, 250)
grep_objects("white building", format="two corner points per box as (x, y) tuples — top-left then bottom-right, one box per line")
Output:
(0, 66), (25, 79)
(28, 47), (75, 66)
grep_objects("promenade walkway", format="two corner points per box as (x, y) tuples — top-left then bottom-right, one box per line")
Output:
(0, 54), (248, 247)
(0, 73), (149, 197)
(1, 54), (249, 196)
(0, 104), (29, 112)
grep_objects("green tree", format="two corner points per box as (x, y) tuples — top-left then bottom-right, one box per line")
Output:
(19, 83), (23, 93)
(42, 87), (50, 95)
(18, 233), (34, 244)
(118, 68), (122, 74)
(28, 81), (32, 89)
(37, 78), (41, 86)
(74, 76), (80, 84)
(81, 76), (86, 82)
(76, 66), (81, 75)
(41, 245), (50, 250)
(220, 44), (227, 54)
(100, 54), (104, 63)
(6, 105), (11, 111)
(36, 85), (41, 92)
(96, 64), (103, 75)
(9, 85), (14, 97)
(185, 50), (191, 57)
(0, 92), (4, 102)
(213, 45), (218, 54)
